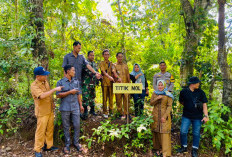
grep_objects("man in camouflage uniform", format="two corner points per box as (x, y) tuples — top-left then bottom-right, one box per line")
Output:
(153, 61), (175, 92)
(81, 51), (99, 120)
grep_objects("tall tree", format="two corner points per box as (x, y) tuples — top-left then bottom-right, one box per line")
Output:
(116, 0), (126, 61)
(180, 0), (211, 86)
(30, 0), (48, 69)
(218, 0), (232, 114)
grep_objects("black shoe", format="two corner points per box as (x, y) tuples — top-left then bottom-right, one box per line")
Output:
(126, 115), (132, 120)
(81, 106), (88, 120)
(192, 148), (198, 157)
(35, 152), (42, 157)
(42, 144), (58, 151)
(81, 114), (88, 120)
(177, 146), (187, 153)
(89, 107), (97, 116)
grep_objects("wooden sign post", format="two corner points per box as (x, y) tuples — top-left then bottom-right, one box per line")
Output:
(113, 83), (143, 123)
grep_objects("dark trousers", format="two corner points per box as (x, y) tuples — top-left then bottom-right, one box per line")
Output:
(132, 89), (146, 116)
(61, 110), (80, 147)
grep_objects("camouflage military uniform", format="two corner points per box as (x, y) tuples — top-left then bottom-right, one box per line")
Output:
(82, 60), (99, 108)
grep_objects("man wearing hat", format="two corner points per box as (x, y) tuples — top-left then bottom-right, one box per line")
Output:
(153, 61), (175, 92)
(31, 67), (63, 157)
(177, 77), (209, 157)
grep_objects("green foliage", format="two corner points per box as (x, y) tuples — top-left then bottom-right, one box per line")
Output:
(0, 0), (231, 155)
(202, 101), (232, 154)
(87, 116), (153, 155)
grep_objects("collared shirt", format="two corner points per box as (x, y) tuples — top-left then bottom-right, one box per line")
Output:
(115, 62), (130, 83)
(179, 88), (208, 119)
(31, 80), (52, 117)
(99, 60), (114, 86)
(56, 77), (80, 112)
(62, 52), (89, 83)
(153, 72), (175, 91)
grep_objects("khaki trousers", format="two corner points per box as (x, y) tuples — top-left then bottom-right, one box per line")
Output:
(115, 94), (129, 115)
(34, 112), (54, 152)
(102, 86), (113, 114)
(152, 132), (171, 157)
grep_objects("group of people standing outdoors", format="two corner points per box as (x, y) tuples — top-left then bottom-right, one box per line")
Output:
(31, 41), (209, 157)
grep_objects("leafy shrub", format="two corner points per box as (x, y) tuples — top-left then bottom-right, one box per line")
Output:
(202, 101), (232, 154)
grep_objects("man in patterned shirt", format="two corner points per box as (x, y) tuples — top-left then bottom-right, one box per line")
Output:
(81, 51), (99, 120)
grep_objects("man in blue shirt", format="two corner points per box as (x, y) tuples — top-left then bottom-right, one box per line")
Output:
(62, 41), (101, 86)
(56, 65), (84, 154)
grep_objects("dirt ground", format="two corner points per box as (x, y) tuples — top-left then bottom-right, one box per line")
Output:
(0, 111), (227, 157)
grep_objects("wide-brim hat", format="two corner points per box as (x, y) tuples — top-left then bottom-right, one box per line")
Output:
(188, 76), (201, 84)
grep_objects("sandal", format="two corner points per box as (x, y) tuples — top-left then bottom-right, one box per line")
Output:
(74, 144), (84, 152)
(155, 151), (162, 157)
(63, 146), (70, 154)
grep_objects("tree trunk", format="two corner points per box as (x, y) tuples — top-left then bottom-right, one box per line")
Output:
(180, 0), (210, 86)
(217, 0), (232, 115)
(30, 0), (48, 69)
(117, 0), (126, 61)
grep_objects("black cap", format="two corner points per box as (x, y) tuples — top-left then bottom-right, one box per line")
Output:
(34, 67), (50, 76)
(188, 76), (201, 84)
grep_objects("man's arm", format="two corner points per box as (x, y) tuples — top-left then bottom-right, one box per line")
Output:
(62, 55), (68, 68)
(57, 89), (78, 98)
(167, 74), (175, 91)
(100, 63), (115, 82)
(202, 103), (209, 123)
(86, 64), (101, 79)
(40, 86), (63, 99)
(78, 94), (84, 113)
(153, 74), (158, 90)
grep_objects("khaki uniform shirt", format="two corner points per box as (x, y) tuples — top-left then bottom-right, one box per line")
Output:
(99, 60), (114, 86)
(153, 72), (175, 91)
(31, 80), (53, 117)
(114, 62), (130, 83)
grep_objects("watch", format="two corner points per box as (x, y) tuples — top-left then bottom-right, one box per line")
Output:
(204, 115), (208, 118)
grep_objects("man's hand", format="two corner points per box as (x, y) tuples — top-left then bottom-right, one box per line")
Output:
(161, 117), (166, 123)
(201, 116), (209, 124)
(157, 95), (163, 100)
(69, 89), (79, 95)
(95, 73), (102, 79)
(109, 76), (115, 82)
(146, 89), (149, 95)
(117, 78), (122, 83)
(80, 105), (84, 113)
(54, 86), (64, 91)
(52, 102), (56, 110)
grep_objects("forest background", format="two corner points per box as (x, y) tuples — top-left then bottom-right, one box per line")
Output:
(0, 0), (232, 156)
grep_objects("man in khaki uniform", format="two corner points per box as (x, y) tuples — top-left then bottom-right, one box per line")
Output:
(153, 61), (175, 92)
(31, 67), (63, 157)
(114, 52), (130, 119)
(99, 49), (115, 118)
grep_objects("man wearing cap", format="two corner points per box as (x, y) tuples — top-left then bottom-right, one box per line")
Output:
(62, 41), (101, 86)
(177, 77), (209, 157)
(31, 67), (63, 157)
(153, 61), (175, 92)
(56, 65), (84, 154)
